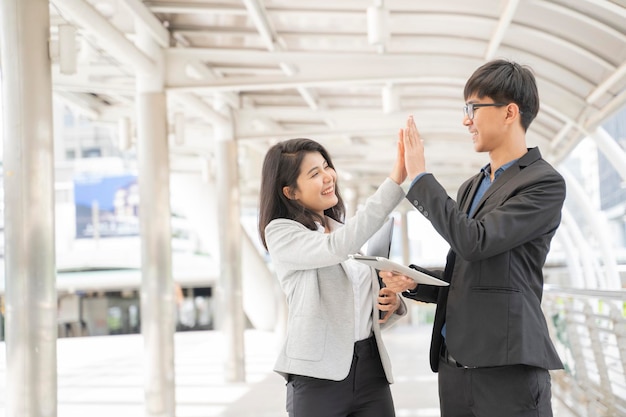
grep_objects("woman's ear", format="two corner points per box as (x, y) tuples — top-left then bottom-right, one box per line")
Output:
(282, 186), (294, 200)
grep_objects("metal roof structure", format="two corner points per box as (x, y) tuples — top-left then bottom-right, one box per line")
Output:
(3, 3), (626, 414)
(48, 0), (626, 204)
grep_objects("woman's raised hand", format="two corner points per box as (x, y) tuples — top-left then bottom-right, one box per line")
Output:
(389, 130), (408, 185)
(403, 115), (426, 180)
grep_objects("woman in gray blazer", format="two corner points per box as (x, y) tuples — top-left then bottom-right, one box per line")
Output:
(258, 138), (408, 417)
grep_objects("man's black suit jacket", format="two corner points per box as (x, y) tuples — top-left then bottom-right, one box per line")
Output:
(403, 147), (565, 372)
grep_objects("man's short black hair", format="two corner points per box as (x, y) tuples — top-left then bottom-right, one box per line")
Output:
(464, 59), (539, 131)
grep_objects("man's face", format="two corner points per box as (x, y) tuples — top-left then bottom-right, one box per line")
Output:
(462, 95), (509, 153)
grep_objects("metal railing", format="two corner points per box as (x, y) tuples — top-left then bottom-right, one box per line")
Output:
(543, 286), (626, 417)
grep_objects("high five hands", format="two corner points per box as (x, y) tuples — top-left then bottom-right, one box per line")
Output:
(390, 115), (427, 184)
(402, 115), (426, 181)
(384, 115), (427, 293)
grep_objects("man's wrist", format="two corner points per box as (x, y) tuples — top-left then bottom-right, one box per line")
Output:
(409, 172), (428, 188)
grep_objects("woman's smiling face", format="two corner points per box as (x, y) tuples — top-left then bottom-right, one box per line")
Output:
(283, 151), (338, 217)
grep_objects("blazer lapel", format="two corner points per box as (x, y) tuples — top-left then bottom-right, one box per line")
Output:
(468, 148), (542, 217)
(460, 173), (483, 215)
(475, 164), (519, 209)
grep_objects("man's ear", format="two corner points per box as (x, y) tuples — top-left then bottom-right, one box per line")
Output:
(505, 103), (521, 123)
(283, 186), (294, 200)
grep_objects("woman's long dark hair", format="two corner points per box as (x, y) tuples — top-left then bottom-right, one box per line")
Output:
(258, 138), (345, 250)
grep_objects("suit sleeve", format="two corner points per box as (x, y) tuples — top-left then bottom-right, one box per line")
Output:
(406, 166), (565, 262)
(401, 264), (442, 304)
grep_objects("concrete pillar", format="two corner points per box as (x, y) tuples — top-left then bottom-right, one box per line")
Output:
(214, 119), (246, 382)
(135, 26), (176, 416)
(0, 0), (58, 415)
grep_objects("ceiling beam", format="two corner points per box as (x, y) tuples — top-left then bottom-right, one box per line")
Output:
(577, 0), (626, 19)
(534, 0), (626, 43)
(484, 0), (520, 60)
(242, 0), (278, 51)
(241, 0), (322, 113)
(586, 61), (626, 104)
(52, 0), (155, 74)
(54, 91), (101, 119)
(235, 125), (467, 142)
(584, 88), (626, 131)
(119, 0), (170, 48)
(167, 74), (466, 93)
(171, 92), (228, 126)
(145, 1), (247, 15)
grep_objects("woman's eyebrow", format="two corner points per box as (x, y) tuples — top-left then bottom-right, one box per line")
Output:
(306, 161), (327, 175)
(306, 165), (320, 175)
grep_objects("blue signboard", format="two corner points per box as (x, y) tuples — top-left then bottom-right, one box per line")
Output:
(74, 174), (139, 238)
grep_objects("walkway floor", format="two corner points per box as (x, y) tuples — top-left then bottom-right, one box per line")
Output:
(0, 324), (574, 417)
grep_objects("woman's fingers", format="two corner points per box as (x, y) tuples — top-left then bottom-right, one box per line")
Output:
(378, 290), (398, 323)
(379, 309), (394, 323)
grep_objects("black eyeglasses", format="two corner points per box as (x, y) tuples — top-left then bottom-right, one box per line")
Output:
(463, 102), (507, 120)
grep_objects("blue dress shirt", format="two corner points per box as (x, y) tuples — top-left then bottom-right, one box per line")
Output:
(439, 158), (518, 339)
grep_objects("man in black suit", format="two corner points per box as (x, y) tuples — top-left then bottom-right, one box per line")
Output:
(382, 60), (565, 417)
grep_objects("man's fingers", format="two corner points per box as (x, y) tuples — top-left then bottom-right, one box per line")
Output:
(409, 116), (420, 140)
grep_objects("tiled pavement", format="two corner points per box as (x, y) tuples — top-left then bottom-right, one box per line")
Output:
(0, 324), (574, 417)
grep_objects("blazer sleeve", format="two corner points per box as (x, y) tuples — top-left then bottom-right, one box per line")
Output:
(406, 164), (565, 262)
(400, 264), (442, 304)
(266, 178), (405, 271)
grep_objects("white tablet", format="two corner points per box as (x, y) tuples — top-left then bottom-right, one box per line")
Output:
(349, 254), (449, 287)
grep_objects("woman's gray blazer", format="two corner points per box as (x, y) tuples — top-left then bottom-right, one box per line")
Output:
(265, 178), (407, 382)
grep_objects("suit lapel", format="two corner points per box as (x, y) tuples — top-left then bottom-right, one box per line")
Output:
(460, 173), (483, 215)
(467, 148), (541, 218)
(473, 164), (519, 211)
